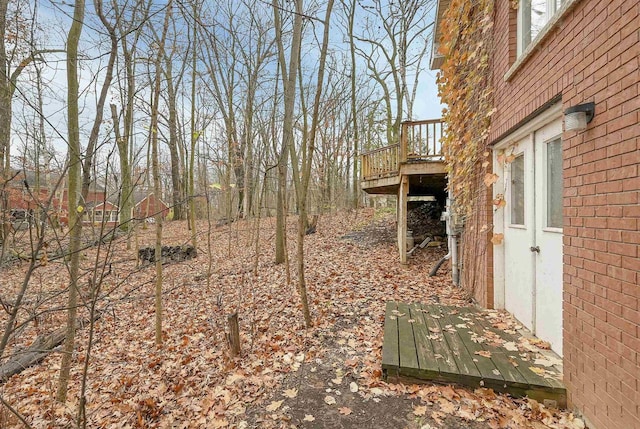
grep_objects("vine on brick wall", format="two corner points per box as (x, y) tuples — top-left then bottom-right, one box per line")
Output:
(436, 0), (495, 219)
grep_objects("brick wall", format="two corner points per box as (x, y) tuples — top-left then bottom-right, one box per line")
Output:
(488, 1), (639, 428)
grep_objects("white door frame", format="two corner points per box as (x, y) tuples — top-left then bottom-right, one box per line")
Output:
(492, 103), (562, 311)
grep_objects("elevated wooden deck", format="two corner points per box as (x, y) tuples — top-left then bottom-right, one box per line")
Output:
(361, 120), (446, 195)
(382, 302), (567, 408)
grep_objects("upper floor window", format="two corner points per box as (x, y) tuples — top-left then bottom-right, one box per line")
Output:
(518, 0), (564, 55)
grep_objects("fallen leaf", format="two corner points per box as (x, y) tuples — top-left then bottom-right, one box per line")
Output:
(303, 415), (315, 422)
(370, 387), (384, 396)
(475, 350), (492, 358)
(324, 396), (336, 405)
(226, 373), (244, 385)
(283, 388), (298, 398)
(266, 400), (283, 411)
(431, 410), (445, 425)
(413, 405), (427, 416)
(528, 338), (551, 349)
(338, 407), (352, 415)
(503, 341), (518, 351)
(349, 382), (358, 393)
(212, 418), (228, 428)
(438, 398), (456, 414)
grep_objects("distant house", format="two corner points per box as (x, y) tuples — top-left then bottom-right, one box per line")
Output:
(134, 192), (169, 220)
(432, 0), (639, 428)
(86, 201), (119, 227)
(59, 185), (120, 228)
(4, 170), (62, 228)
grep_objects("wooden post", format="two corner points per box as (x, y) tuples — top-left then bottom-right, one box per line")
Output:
(397, 175), (408, 264)
(400, 122), (407, 162)
(227, 312), (241, 358)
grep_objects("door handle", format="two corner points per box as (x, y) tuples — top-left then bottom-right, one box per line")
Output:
(530, 246), (540, 253)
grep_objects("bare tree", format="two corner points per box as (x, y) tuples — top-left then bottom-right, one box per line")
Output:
(353, 0), (434, 144)
(149, 0), (172, 347)
(55, 0), (85, 403)
(57, 0), (120, 401)
(112, 0), (153, 245)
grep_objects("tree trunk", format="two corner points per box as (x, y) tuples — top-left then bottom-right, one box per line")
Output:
(346, 0), (359, 208)
(188, 0), (198, 248)
(111, 104), (132, 238)
(273, 0), (303, 266)
(296, 0), (335, 328)
(56, 0), (85, 403)
(150, 1), (172, 347)
(57, 0), (118, 402)
(0, 0), (10, 255)
(166, 59), (184, 221)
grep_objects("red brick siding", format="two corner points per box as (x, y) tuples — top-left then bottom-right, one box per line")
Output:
(486, 1), (639, 428)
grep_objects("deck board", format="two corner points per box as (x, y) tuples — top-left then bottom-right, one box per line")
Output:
(426, 305), (482, 380)
(382, 302), (567, 407)
(397, 302), (420, 371)
(381, 301), (399, 375)
(441, 306), (504, 382)
(417, 303), (459, 375)
(408, 303), (440, 375)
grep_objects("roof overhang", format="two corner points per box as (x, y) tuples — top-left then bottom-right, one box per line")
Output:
(429, 0), (450, 70)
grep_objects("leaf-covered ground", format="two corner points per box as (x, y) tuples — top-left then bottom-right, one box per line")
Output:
(0, 209), (585, 428)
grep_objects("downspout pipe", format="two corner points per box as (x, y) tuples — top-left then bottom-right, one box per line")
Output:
(429, 189), (460, 286)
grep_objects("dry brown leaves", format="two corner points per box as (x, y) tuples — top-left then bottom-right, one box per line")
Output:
(0, 210), (582, 428)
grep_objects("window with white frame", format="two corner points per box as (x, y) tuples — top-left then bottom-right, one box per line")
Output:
(94, 210), (103, 220)
(110, 211), (118, 222)
(518, 0), (564, 55)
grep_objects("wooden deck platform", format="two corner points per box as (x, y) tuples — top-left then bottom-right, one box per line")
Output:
(382, 302), (567, 408)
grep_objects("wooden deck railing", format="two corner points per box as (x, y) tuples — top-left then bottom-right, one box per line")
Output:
(361, 119), (443, 181)
(400, 119), (444, 162)
(361, 144), (400, 180)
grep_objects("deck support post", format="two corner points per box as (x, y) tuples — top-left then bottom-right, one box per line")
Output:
(397, 175), (409, 264)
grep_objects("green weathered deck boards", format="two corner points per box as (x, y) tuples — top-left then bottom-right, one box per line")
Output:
(397, 302), (420, 371)
(449, 309), (529, 386)
(417, 303), (459, 375)
(382, 302), (567, 408)
(425, 304), (482, 379)
(469, 310), (565, 391)
(408, 303), (440, 375)
(381, 301), (399, 377)
(440, 305), (503, 382)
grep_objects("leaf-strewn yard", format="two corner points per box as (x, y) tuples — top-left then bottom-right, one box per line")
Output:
(1, 209), (584, 428)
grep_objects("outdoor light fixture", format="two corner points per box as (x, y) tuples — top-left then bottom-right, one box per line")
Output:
(564, 102), (595, 131)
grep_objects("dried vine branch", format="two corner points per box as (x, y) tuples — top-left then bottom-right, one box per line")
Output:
(436, 0), (495, 219)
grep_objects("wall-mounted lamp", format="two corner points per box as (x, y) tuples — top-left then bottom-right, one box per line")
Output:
(564, 102), (595, 131)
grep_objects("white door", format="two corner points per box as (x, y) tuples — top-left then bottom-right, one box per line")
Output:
(503, 118), (563, 355)
(533, 119), (564, 355)
(503, 135), (535, 331)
